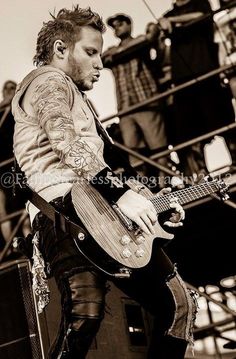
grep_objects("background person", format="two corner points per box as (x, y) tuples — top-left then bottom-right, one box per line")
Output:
(160, 0), (235, 175)
(102, 13), (168, 189)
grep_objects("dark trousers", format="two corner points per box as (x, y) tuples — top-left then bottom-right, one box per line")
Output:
(32, 195), (196, 359)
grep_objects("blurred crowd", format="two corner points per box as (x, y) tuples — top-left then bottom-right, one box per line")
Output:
(0, 0), (236, 258)
(102, 0), (236, 178)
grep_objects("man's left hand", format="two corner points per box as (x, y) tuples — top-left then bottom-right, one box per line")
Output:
(158, 187), (185, 228)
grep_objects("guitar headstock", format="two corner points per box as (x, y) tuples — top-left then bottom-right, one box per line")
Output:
(217, 179), (230, 201)
(204, 175), (229, 201)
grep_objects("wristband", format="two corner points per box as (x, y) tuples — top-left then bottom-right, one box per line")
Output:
(90, 167), (130, 203)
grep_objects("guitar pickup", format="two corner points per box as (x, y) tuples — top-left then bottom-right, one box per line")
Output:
(112, 204), (134, 231)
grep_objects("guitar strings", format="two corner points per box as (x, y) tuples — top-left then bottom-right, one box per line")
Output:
(150, 181), (220, 213)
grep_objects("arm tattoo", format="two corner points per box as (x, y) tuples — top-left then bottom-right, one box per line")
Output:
(31, 75), (106, 179)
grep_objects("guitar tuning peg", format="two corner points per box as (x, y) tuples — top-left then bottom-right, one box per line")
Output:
(219, 180), (229, 201)
(220, 189), (229, 201)
(203, 174), (213, 182)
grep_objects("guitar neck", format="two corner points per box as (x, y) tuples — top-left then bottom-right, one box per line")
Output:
(150, 180), (221, 214)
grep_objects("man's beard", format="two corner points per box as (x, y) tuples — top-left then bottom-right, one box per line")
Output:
(68, 53), (89, 90)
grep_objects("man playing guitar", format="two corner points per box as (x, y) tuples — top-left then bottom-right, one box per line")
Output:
(12, 6), (197, 358)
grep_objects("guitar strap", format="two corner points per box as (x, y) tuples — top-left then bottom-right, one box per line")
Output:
(86, 99), (138, 180)
(13, 162), (130, 279)
(13, 160), (87, 240)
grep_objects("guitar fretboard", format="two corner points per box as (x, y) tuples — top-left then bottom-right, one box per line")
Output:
(150, 180), (221, 214)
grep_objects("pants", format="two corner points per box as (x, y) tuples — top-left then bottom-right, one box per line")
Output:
(32, 194), (197, 359)
(119, 110), (167, 152)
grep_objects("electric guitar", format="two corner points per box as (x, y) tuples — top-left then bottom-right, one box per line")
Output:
(71, 177), (228, 272)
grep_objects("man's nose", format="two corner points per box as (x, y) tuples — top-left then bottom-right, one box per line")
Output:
(94, 56), (103, 70)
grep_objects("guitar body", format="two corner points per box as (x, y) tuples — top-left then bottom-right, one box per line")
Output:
(70, 176), (227, 271)
(71, 179), (173, 269)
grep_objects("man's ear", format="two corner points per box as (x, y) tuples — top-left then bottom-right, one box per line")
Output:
(54, 40), (67, 58)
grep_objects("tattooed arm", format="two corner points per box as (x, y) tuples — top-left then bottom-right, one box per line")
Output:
(23, 72), (165, 234)
(29, 73), (107, 180)
(23, 72), (130, 203)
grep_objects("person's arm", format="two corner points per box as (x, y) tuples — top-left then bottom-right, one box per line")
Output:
(101, 46), (118, 67)
(102, 36), (149, 67)
(159, 11), (205, 34)
(168, 12), (204, 24)
(28, 73), (158, 234)
(30, 74), (107, 180)
(30, 74), (134, 197)
(161, 0), (212, 32)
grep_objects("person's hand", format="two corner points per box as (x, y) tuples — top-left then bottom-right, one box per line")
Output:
(157, 187), (185, 228)
(158, 17), (172, 34)
(116, 190), (157, 235)
(102, 46), (118, 64)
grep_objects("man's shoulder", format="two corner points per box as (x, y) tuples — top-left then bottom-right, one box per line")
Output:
(21, 66), (66, 86)
(20, 66), (71, 93)
(18, 66), (73, 110)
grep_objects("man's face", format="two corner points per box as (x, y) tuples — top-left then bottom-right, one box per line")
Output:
(3, 81), (16, 100)
(66, 26), (103, 91)
(112, 20), (131, 39)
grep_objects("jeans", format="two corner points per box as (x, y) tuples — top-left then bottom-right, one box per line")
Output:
(32, 193), (197, 359)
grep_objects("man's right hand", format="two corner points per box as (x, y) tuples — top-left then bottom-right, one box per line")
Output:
(116, 190), (157, 235)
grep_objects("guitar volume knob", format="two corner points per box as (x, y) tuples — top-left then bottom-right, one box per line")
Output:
(135, 235), (145, 244)
(135, 248), (145, 258)
(120, 235), (131, 245)
(122, 248), (132, 258)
